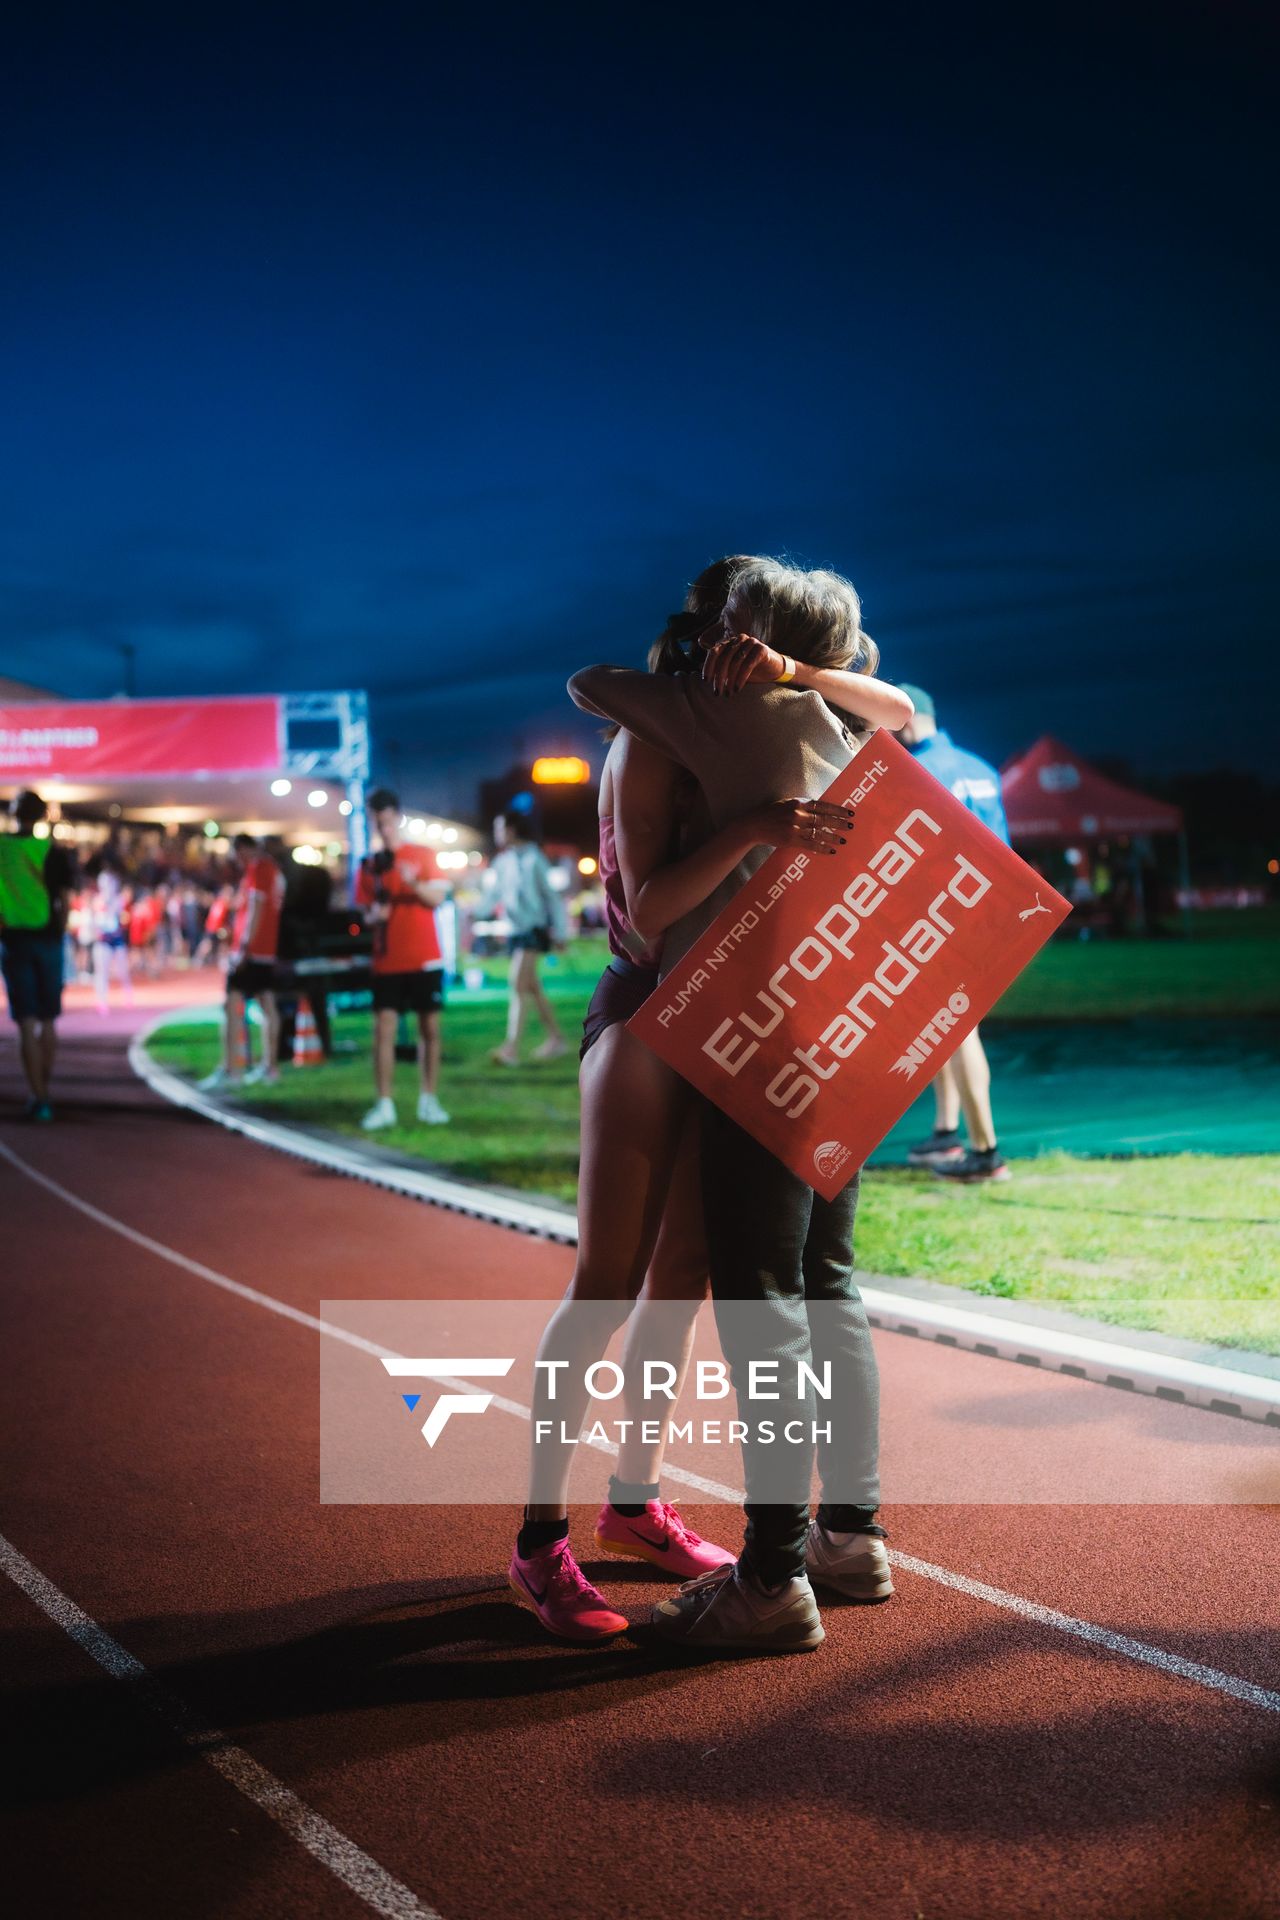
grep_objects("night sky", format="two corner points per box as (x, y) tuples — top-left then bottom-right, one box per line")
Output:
(2, 4), (1274, 815)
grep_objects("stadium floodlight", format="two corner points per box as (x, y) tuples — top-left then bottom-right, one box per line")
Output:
(271, 778), (293, 797)
(308, 789), (327, 808)
(532, 755), (590, 785)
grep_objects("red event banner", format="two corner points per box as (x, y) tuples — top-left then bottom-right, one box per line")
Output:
(0, 697), (282, 779)
(629, 730), (1071, 1199)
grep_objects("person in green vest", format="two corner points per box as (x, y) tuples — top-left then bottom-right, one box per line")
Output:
(0, 790), (74, 1121)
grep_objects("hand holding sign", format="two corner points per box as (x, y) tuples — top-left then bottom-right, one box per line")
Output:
(628, 731), (1070, 1198)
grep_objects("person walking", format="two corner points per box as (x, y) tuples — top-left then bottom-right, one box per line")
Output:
(487, 807), (569, 1067)
(0, 790), (74, 1121)
(356, 788), (451, 1131)
(897, 684), (1011, 1182)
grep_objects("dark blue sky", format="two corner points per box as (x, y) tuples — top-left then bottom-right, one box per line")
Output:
(2, 4), (1274, 814)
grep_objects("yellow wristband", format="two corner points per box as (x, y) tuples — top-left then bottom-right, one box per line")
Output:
(775, 655), (796, 685)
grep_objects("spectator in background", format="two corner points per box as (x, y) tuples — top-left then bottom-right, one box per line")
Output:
(200, 834), (284, 1091)
(91, 867), (134, 1012)
(128, 883), (159, 974)
(68, 884), (96, 982)
(896, 686), (1011, 1183)
(488, 805), (569, 1067)
(194, 883), (233, 967)
(0, 790), (74, 1120)
(178, 881), (204, 960)
(356, 787), (451, 1131)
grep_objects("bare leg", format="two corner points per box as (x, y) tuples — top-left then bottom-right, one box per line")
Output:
(525, 1023), (690, 1520)
(258, 992), (280, 1073)
(18, 1019), (47, 1100)
(374, 1007), (397, 1100)
(40, 1018), (56, 1094)
(949, 1025), (997, 1150)
(93, 943), (110, 1012)
(417, 1009), (441, 1095)
(224, 991), (247, 1074)
(932, 1057), (961, 1133)
(614, 1112), (708, 1488)
(524, 953), (564, 1044)
(503, 951), (529, 1051)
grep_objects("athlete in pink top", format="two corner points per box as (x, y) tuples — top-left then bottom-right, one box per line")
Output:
(598, 813), (661, 969)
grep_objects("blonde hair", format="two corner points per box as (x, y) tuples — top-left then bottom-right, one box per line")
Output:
(727, 560), (879, 676)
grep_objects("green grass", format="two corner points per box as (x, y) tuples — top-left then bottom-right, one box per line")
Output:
(992, 906), (1279, 1021)
(856, 1154), (1279, 1354)
(146, 912), (1280, 1353)
(150, 994), (588, 1203)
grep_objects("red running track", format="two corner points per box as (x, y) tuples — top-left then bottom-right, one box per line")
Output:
(1, 1006), (1278, 1920)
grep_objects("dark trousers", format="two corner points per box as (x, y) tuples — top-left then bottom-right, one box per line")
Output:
(701, 1103), (881, 1584)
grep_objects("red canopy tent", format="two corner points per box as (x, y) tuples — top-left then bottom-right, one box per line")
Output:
(1001, 736), (1183, 844)
(1001, 736), (1188, 928)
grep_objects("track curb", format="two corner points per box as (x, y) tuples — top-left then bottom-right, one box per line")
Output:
(129, 1019), (1280, 1429)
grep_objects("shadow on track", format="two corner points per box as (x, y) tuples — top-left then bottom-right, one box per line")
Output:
(0, 1571), (705, 1809)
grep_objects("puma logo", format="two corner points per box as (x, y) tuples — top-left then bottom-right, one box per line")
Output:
(1019, 893), (1052, 921)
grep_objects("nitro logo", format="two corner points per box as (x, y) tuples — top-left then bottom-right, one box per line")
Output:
(813, 1140), (854, 1181)
(891, 992), (971, 1079)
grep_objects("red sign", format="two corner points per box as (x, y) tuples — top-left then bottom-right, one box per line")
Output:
(629, 731), (1071, 1198)
(0, 697), (282, 779)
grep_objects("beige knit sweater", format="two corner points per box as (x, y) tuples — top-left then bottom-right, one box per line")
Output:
(568, 665), (867, 974)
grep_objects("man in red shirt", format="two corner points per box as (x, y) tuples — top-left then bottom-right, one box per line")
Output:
(200, 834), (284, 1091)
(355, 788), (451, 1130)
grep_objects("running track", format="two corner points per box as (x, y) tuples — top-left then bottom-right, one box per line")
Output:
(2, 1003), (1279, 1920)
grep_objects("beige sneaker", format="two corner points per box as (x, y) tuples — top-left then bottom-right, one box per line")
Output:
(805, 1521), (894, 1602)
(651, 1563), (824, 1654)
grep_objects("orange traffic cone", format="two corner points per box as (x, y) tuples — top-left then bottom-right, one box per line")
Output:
(292, 995), (324, 1067)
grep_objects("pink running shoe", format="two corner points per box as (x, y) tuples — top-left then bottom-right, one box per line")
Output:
(508, 1536), (628, 1643)
(594, 1500), (737, 1580)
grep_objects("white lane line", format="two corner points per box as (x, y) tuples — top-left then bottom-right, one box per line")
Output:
(4, 1137), (1279, 1722)
(0, 1137), (391, 1359)
(0, 1532), (440, 1920)
(889, 1554), (1280, 1714)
